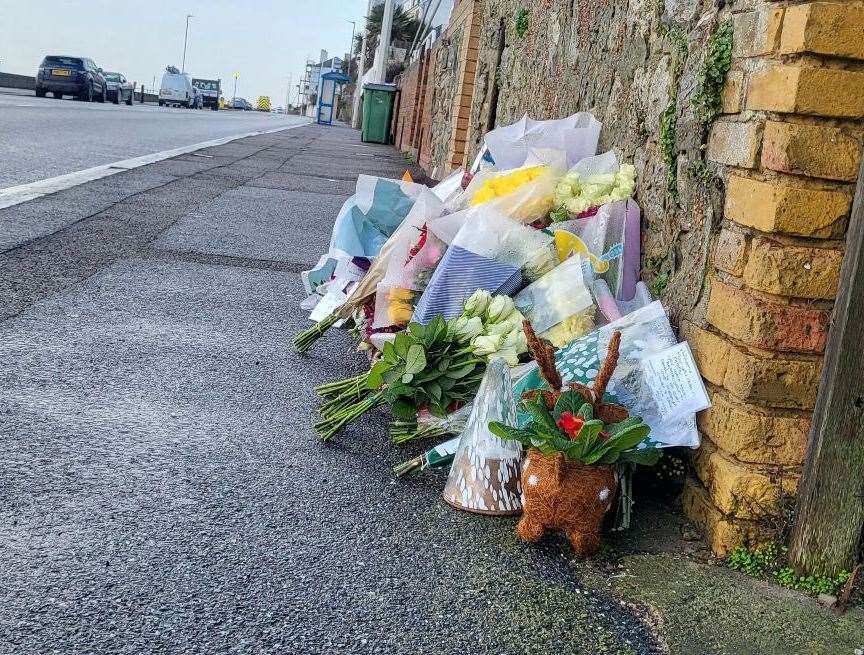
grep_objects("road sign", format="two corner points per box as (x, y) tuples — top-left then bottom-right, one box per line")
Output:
(257, 96), (271, 112)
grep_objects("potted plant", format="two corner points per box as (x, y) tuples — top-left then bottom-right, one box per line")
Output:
(489, 323), (658, 558)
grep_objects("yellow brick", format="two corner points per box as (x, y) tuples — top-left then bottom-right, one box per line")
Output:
(747, 65), (864, 119)
(713, 228), (748, 276)
(681, 322), (731, 386)
(682, 479), (774, 557)
(723, 350), (821, 410)
(693, 438), (800, 519)
(724, 175), (850, 238)
(752, 6), (785, 56)
(687, 320), (823, 408)
(761, 121), (861, 182)
(706, 279), (830, 353)
(707, 121), (763, 168)
(721, 70), (744, 115)
(780, 2), (864, 61)
(742, 236), (843, 299)
(698, 390), (811, 465)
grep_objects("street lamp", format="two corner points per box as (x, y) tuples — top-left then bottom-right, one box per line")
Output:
(232, 71), (240, 104)
(347, 20), (356, 74)
(181, 14), (193, 73)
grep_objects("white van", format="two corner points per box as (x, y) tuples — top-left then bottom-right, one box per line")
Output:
(159, 71), (200, 108)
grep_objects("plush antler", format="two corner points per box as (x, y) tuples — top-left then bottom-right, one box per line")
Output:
(592, 330), (621, 403)
(523, 320), (562, 391)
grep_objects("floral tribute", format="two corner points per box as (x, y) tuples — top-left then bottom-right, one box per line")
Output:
(489, 324), (658, 557)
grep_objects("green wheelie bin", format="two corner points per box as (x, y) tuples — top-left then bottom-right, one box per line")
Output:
(361, 83), (397, 144)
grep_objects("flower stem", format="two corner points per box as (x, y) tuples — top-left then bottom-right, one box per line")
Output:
(294, 313), (339, 354)
(317, 391), (384, 442)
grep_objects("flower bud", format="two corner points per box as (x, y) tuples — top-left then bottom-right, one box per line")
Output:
(485, 295), (515, 324)
(463, 289), (491, 317)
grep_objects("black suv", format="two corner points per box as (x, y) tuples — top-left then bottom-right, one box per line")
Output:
(35, 56), (107, 102)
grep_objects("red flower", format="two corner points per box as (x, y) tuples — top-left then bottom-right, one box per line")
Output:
(557, 411), (585, 440)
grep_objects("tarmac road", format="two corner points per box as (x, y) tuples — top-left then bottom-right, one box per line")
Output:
(0, 89), (307, 187)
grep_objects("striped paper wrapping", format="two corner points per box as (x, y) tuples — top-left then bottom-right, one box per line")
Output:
(411, 246), (523, 324)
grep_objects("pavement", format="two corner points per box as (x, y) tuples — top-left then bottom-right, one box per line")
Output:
(0, 89), (306, 187)
(1, 123), (862, 655)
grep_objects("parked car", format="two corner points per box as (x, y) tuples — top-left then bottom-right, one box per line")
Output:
(232, 97), (252, 110)
(159, 69), (199, 108)
(192, 78), (221, 110)
(35, 55), (107, 102)
(103, 71), (134, 105)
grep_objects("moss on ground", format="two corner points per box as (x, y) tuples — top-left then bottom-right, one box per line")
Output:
(588, 553), (864, 655)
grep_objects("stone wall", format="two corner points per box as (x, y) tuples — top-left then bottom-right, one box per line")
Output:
(419, 0), (483, 176)
(399, 0), (863, 555)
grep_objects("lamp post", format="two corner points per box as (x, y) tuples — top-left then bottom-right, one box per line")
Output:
(232, 71), (239, 104)
(181, 14), (193, 73)
(347, 20), (356, 74)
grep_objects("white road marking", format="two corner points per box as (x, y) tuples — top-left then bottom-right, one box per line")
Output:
(0, 120), (310, 210)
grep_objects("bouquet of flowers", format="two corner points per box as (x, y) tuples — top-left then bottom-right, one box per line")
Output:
(550, 152), (636, 221)
(411, 208), (554, 324)
(514, 255), (596, 348)
(482, 112), (602, 170)
(371, 190), (448, 329)
(512, 301), (711, 448)
(314, 316), (487, 441)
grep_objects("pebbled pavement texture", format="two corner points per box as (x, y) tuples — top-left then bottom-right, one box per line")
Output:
(0, 124), (663, 654)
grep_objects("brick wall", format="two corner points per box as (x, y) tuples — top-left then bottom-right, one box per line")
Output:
(393, 47), (432, 159)
(421, 0), (483, 178)
(681, 0), (863, 554)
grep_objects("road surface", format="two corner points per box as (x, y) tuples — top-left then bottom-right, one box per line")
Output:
(0, 89), (307, 187)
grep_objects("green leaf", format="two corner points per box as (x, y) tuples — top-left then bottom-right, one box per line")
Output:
(382, 341), (398, 363)
(607, 416), (644, 436)
(391, 398), (417, 420)
(446, 364), (476, 379)
(401, 373), (414, 384)
(408, 322), (424, 339)
(489, 422), (536, 445)
(577, 402), (594, 420)
(404, 344), (427, 375)
(393, 332), (413, 358)
(608, 424), (651, 451)
(618, 446), (661, 466)
(524, 397), (560, 435)
(382, 368), (402, 385)
(553, 390), (585, 421)
(427, 381), (442, 402)
(367, 361), (389, 389)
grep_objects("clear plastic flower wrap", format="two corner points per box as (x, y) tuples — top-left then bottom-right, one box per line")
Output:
(514, 255), (596, 347)
(411, 207), (554, 324)
(370, 190), (447, 329)
(461, 163), (561, 224)
(328, 174), (428, 258)
(483, 112), (602, 170)
(554, 199), (641, 301)
(550, 151), (636, 220)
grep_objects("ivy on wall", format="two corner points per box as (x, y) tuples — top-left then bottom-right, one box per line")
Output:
(693, 21), (733, 127)
(515, 8), (529, 38)
(658, 28), (688, 199)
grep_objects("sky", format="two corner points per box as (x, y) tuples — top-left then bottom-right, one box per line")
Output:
(1, 0), (365, 106)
